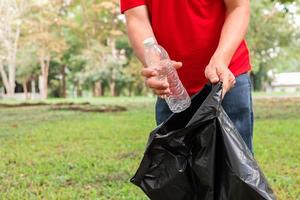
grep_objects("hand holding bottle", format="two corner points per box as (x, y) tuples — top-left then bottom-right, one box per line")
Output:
(141, 61), (183, 97)
(142, 37), (191, 113)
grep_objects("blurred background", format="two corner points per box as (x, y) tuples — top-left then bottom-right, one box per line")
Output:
(0, 0), (299, 199)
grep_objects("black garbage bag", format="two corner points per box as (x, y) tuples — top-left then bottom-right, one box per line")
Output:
(131, 83), (276, 200)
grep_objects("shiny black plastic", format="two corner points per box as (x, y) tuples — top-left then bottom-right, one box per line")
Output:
(131, 83), (276, 200)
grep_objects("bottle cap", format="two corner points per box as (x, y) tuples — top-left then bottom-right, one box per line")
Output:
(143, 37), (156, 46)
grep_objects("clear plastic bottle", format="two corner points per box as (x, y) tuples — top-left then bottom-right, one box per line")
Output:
(143, 37), (191, 113)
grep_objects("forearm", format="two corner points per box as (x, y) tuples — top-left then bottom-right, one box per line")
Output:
(125, 6), (155, 66)
(213, 0), (250, 66)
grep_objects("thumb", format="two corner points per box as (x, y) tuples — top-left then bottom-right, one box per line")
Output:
(205, 67), (219, 83)
(172, 61), (183, 69)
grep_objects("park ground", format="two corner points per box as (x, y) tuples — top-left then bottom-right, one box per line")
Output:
(0, 94), (299, 199)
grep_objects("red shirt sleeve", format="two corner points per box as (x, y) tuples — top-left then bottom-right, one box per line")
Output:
(120, 0), (146, 13)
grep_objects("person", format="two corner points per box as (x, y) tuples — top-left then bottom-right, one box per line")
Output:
(120, 0), (253, 152)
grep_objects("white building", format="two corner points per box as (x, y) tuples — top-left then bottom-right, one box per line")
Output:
(270, 72), (300, 92)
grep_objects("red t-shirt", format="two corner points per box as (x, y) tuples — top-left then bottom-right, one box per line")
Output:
(121, 0), (251, 95)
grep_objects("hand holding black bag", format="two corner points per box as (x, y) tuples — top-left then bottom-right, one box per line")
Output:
(131, 83), (276, 200)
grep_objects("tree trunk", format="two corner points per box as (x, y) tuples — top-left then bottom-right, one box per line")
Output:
(93, 81), (102, 97)
(75, 81), (82, 97)
(77, 88), (82, 97)
(0, 1), (23, 97)
(7, 26), (20, 97)
(39, 55), (50, 100)
(31, 79), (36, 99)
(0, 63), (12, 96)
(252, 65), (266, 91)
(110, 81), (116, 97)
(101, 83), (104, 96)
(23, 80), (29, 100)
(92, 84), (96, 97)
(128, 82), (133, 96)
(60, 65), (67, 98)
(8, 60), (16, 96)
(108, 37), (118, 97)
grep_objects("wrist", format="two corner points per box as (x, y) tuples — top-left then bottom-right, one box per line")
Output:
(212, 48), (233, 67)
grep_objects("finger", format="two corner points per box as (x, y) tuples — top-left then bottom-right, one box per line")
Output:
(146, 78), (169, 90)
(154, 88), (171, 96)
(141, 68), (158, 78)
(229, 75), (236, 89)
(205, 67), (219, 83)
(225, 72), (235, 87)
(171, 61), (183, 69)
(159, 95), (167, 99)
(220, 73), (232, 98)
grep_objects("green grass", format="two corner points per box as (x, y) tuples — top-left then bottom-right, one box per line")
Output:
(0, 97), (299, 199)
(253, 91), (300, 97)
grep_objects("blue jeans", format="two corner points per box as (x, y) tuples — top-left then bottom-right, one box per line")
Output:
(155, 73), (254, 152)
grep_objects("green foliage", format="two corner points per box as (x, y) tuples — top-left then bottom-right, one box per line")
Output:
(116, 37), (134, 60)
(1, 0), (299, 96)
(247, 0), (300, 90)
(16, 44), (39, 83)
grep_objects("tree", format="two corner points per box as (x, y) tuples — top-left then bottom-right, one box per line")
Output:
(22, 0), (69, 99)
(16, 44), (39, 99)
(247, 0), (298, 90)
(0, 0), (27, 97)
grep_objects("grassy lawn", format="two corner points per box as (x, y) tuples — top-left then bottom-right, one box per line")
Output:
(0, 96), (299, 199)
